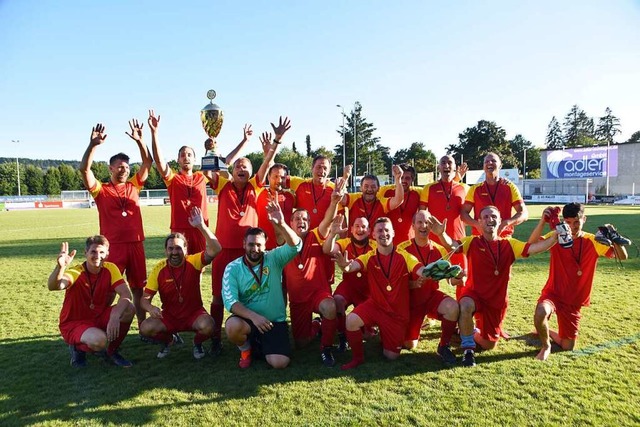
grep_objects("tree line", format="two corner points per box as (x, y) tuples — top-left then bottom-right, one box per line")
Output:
(2, 103), (637, 196)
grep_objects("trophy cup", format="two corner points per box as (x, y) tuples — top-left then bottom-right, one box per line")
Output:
(200, 89), (226, 171)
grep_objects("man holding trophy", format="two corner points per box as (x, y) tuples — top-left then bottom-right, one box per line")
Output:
(149, 90), (252, 255)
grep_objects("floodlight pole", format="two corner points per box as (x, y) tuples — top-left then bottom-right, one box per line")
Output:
(12, 140), (21, 197)
(353, 105), (357, 191)
(336, 105), (345, 176)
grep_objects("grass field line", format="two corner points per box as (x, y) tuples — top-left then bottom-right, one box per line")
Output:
(2, 222), (95, 233)
(570, 332), (640, 357)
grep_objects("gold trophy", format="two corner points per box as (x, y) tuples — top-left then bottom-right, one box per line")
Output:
(200, 89), (226, 171)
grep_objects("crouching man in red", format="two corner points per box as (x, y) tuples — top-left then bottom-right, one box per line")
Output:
(140, 207), (222, 360)
(48, 236), (135, 368)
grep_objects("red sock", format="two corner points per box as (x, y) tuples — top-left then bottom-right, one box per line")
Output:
(321, 317), (337, 348)
(337, 313), (346, 334)
(194, 332), (209, 345)
(341, 329), (364, 370)
(153, 331), (171, 345)
(107, 321), (132, 355)
(210, 302), (224, 340)
(439, 319), (457, 347)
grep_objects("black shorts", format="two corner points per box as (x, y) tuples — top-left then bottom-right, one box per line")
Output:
(232, 315), (291, 358)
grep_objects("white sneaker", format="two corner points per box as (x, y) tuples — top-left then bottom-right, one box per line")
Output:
(157, 344), (171, 359)
(193, 343), (206, 360)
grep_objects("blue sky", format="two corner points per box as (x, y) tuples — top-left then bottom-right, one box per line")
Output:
(1, 1), (639, 164)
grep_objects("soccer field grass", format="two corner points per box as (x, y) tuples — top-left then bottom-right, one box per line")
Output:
(0, 205), (639, 426)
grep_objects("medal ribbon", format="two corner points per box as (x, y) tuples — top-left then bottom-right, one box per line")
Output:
(243, 256), (265, 290)
(84, 261), (103, 309)
(412, 239), (433, 267)
(480, 236), (500, 273)
(311, 183), (326, 212)
(168, 260), (187, 303)
(484, 180), (501, 206)
(376, 249), (395, 283)
(114, 182), (130, 214)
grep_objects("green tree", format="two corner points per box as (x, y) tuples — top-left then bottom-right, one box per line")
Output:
(275, 147), (311, 177)
(245, 151), (265, 175)
(393, 142), (437, 173)
(44, 167), (61, 195)
(545, 116), (564, 149)
(145, 166), (165, 189)
(563, 105), (598, 147)
(310, 146), (335, 161)
(334, 102), (387, 177)
(625, 130), (640, 144)
(292, 142), (298, 154)
(91, 161), (110, 183)
(58, 164), (81, 191)
(509, 134), (540, 178)
(24, 165), (44, 195)
(305, 135), (312, 157)
(596, 107), (621, 145)
(0, 163), (17, 195)
(446, 120), (516, 170)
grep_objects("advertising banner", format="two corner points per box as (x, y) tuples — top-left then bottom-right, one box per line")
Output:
(545, 146), (618, 179)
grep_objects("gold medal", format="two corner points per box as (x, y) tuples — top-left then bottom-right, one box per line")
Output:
(179, 296), (184, 303)
(121, 211), (128, 217)
(356, 272), (362, 278)
(577, 270), (582, 276)
(397, 218), (403, 223)
(386, 284), (392, 291)
(494, 270), (499, 276)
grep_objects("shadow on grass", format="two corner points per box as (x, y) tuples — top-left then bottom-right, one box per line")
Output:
(0, 327), (536, 426)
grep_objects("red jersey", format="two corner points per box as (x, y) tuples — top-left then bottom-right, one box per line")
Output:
(211, 175), (262, 249)
(345, 193), (391, 230)
(420, 181), (468, 243)
(59, 261), (125, 326)
(540, 232), (613, 307)
(335, 237), (377, 297)
(464, 178), (523, 237)
(89, 175), (145, 243)
(460, 236), (530, 308)
(378, 185), (422, 244)
(145, 252), (210, 320)
(283, 229), (331, 304)
(354, 248), (422, 321)
(164, 170), (209, 231)
(288, 177), (335, 229)
(256, 188), (296, 249)
(397, 239), (448, 305)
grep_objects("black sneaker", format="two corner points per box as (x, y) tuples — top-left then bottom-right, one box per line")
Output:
(462, 349), (476, 367)
(109, 352), (133, 368)
(437, 345), (457, 365)
(321, 346), (336, 367)
(211, 338), (223, 357)
(337, 333), (350, 352)
(69, 345), (87, 368)
(172, 333), (184, 345)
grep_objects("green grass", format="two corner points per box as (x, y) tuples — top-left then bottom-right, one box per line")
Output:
(0, 205), (639, 426)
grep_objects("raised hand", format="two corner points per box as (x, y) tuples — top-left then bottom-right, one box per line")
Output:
(334, 176), (347, 195)
(270, 116), (291, 140)
(392, 164), (403, 181)
(266, 197), (284, 225)
(456, 162), (468, 179)
(427, 216), (447, 236)
(260, 132), (277, 155)
(148, 109), (160, 132)
(342, 164), (353, 179)
(329, 214), (347, 235)
(57, 242), (77, 268)
(243, 124), (253, 141)
(90, 123), (107, 147)
(334, 251), (351, 270)
(188, 206), (204, 228)
(125, 118), (144, 143)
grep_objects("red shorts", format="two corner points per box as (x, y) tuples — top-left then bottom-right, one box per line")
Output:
(405, 289), (450, 341)
(353, 299), (407, 354)
(463, 291), (507, 343)
(289, 289), (333, 341)
(60, 306), (114, 346)
(211, 248), (245, 298)
(160, 307), (210, 334)
(173, 227), (206, 256)
(107, 241), (147, 289)
(538, 293), (582, 340)
(333, 279), (369, 307)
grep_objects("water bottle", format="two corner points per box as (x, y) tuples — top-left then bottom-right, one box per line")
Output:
(556, 222), (573, 248)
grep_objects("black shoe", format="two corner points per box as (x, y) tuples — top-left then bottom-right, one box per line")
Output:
(69, 345), (87, 368)
(463, 349), (476, 367)
(109, 352), (133, 368)
(337, 333), (350, 353)
(437, 345), (457, 365)
(211, 338), (223, 357)
(172, 333), (184, 345)
(321, 346), (336, 367)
